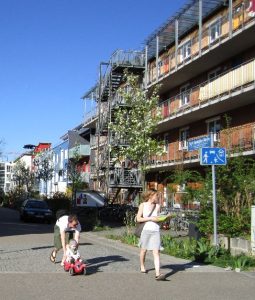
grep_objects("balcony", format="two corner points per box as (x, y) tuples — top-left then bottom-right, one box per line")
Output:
(157, 58), (255, 132)
(111, 49), (145, 70)
(148, 123), (255, 170)
(83, 105), (98, 128)
(146, 0), (255, 93)
(69, 145), (90, 158)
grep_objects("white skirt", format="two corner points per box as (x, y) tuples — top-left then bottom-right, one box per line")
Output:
(139, 230), (161, 250)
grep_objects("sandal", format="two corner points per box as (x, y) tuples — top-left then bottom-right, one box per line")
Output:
(155, 274), (166, 281)
(50, 249), (57, 263)
(140, 269), (148, 274)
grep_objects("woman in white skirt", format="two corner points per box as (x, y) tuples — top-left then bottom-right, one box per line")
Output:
(136, 189), (165, 281)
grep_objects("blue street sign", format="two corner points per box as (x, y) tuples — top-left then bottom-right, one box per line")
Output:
(188, 135), (211, 151)
(200, 147), (227, 165)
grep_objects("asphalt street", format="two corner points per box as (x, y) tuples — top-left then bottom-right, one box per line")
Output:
(0, 207), (255, 300)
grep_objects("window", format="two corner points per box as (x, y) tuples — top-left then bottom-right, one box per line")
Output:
(208, 67), (221, 81)
(179, 128), (189, 150)
(164, 134), (169, 153)
(209, 19), (221, 43)
(207, 118), (221, 145)
(179, 40), (191, 62)
(180, 84), (190, 106)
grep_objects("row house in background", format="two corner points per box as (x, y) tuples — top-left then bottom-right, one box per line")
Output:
(46, 125), (91, 197)
(143, 0), (255, 207)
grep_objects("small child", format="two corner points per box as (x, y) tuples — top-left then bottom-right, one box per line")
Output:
(64, 239), (87, 275)
(65, 239), (82, 263)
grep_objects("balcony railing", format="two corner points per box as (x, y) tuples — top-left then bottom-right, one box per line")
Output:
(111, 50), (145, 68)
(148, 123), (255, 167)
(80, 171), (90, 183)
(147, 0), (255, 85)
(69, 145), (90, 158)
(158, 58), (255, 122)
(109, 168), (142, 187)
(83, 105), (98, 126)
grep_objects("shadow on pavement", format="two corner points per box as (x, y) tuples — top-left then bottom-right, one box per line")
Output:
(0, 207), (54, 237)
(86, 255), (129, 275)
(162, 262), (199, 280)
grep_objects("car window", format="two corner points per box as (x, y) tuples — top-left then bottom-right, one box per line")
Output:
(26, 201), (48, 209)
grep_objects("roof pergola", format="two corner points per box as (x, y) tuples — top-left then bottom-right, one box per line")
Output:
(144, 0), (226, 60)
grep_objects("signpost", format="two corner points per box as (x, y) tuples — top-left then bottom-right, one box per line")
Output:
(200, 147), (227, 246)
(251, 206), (255, 255)
(200, 147), (227, 165)
(188, 135), (211, 151)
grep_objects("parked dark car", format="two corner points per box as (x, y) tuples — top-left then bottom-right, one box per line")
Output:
(20, 199), (53, 223)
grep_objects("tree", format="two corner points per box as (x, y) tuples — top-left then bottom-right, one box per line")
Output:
(0, 139), (4, 158)
(66, 145), (86, 204)
(12, 160), (35, 196)
(34, 152), (54, 197)
(109, 72), (164, 188)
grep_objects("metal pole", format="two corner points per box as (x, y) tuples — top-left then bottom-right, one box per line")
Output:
(229, 0), (233, 39)
(145, 45), (148, 88)
(156, 36), (159, 82)
(198, 0), (202, 57)
(211, 132), (218, 246)
(97, 63), (102, 190)
(212, 164), (218, 246)
(175, 19), (179, 71)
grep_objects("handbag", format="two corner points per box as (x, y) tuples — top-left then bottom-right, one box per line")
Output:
(134, 204), (156, 238)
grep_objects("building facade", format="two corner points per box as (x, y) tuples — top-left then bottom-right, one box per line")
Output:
(82, 0), (255, 206)
(0, 161), (14, 193)
(143, 0), (255, 205)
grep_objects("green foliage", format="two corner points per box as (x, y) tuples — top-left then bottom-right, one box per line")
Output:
(167, 168), (202, 187)
(12, 161), (35, 195)
(223, 254), (255, 271)
(124, 209), (136, 235)
(161, 235), (197, 259)
(109, 71), (163, 169)
(106, 233), (255, 270)
(121, 233), (138, 246)
(66, 145), (85, 199)
(73, 207), (99, 231)
(33, 152), (54, 196)
(196, 205), (250, 237)
(45, 192), (71, 217)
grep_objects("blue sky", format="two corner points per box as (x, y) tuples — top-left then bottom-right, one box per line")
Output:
(0, 0), (187, 161)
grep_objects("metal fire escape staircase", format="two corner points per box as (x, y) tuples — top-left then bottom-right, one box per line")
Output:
(97, 50), (145, 203)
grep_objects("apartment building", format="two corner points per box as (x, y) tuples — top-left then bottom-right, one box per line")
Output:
(143, 0), (255, 202)
(0, 161), (14, 193)
(83, 0), (255, 204)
